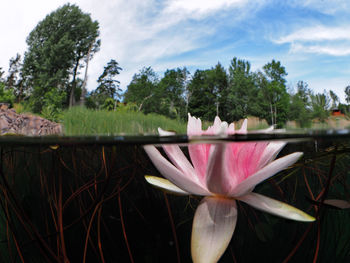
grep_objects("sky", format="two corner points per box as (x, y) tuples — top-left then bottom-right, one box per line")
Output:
(1, 0), (350, 101)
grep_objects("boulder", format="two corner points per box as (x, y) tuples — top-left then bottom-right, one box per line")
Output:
(0, 107), (62, 136)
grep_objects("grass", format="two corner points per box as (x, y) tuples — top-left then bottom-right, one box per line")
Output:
(62, 107), (187, 135)
(62, 108), (274, 136)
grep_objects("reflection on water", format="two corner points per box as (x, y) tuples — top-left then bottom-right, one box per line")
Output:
(0, 132), (349, 262)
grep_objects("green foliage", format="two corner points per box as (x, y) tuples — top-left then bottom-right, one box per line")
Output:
(188, 69), (218, 121)
(256, 60), (289, 127)
(338, 103), (350, 116)
(103, 98), (116, 111)
(39, 88), (65, 121)
(311, 91), (330, 123)
(63, 107), (186, 135)
(116, 102), (138, 113)
(187, 64), (229, 121)
(41, 105), (63, 122)
(289, 81), (312, 128)
(0, 82), (15, 106)
(157, 68), (188, 119)
(224, 58), (258, 122)
(22, 3), (100, 112)
(123, 67), (159, 114)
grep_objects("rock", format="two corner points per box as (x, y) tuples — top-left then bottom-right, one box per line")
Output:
(0, 108), (62, 136)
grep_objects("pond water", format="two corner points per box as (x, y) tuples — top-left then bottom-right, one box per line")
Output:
(0, 131), (349, 262)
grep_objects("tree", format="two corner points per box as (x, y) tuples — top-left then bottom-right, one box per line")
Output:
(6, 54), (21, 90)
(329, 90), (339, 109)
(89, 59), (122, 109)
(6, 54), (25, 102)
(209, 63), (228, 120)
(258, 60), (289, 127)
(188, 69), (217, 121)
(157, 68), (188, 119)
(311, 91), (330, 122)
(224, 58), (257, 122)
(289, 81), (312, 127)
(22, 3), (100, 113)
(0, 67), (4, 80)
(123, 67), (159, 113)
(345, 85), (350, 104)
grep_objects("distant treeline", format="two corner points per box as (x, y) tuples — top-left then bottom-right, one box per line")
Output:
(122, 60), (350, 128)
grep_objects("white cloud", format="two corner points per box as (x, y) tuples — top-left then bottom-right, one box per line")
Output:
(291, 0), (350, 15)
(290, 43), (350, 56)
(276, 25), (350, 43)
(274, 25), (350, 56)
(163, 0), (247, 18)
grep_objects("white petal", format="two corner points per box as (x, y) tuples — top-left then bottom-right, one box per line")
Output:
(188, 113), (203, 136)
(263, 126), (274, 132)
(231, 152), (303, 196)
(238, 193), (315, 222)
(228, 123), (235, 135)
(191, 197), (237, 263)
(158, 127), (176, 136)
(145, 176), (189, 195)
(143, 145), (210, 195)
(236, 119), (247, 134)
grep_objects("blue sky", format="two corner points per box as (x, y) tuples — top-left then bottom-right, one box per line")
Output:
(1, 0), (350, 101)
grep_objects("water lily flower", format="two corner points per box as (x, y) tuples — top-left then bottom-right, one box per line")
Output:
(144, 114), (315, 263)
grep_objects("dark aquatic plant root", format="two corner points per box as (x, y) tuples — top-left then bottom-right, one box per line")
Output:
(0, 140), (349, 262)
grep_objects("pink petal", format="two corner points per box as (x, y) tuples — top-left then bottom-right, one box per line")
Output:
(188, 143), (210, 183)
(205, 144), (233, 195)
(158, 128), (199, 183)
(238, 193), (315, 221)
(228, 142), (268, 184)
(191, 197), (237, 263)
(257, 141), (286, 170)
(161, 143), (199, 181)
(143, 145), (210, 195)
(230, 152), (303, 197)
(187, 114), (211, 180)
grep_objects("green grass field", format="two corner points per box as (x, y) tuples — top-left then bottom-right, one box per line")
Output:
(62, 107), (187, 135)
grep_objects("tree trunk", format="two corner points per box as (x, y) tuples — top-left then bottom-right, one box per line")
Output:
(270, 102), (274, 126)
(69, 59), (80, 108)
(139, 94), (153, 111)
(79, 45), (93, 107)
(216, 101), (219, 117)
